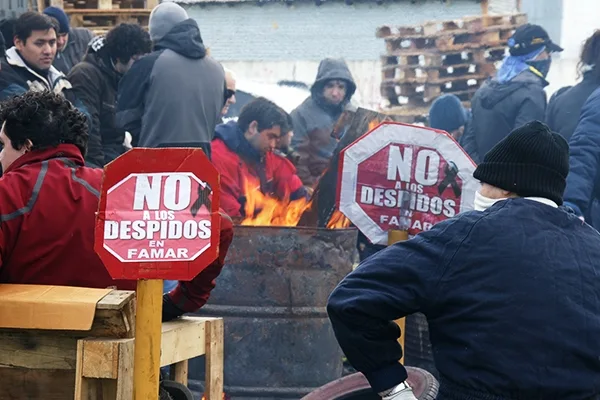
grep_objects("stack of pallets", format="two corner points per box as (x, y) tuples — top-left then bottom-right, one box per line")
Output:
(377, 13), (528, 124)
(38, 0), (153, 36)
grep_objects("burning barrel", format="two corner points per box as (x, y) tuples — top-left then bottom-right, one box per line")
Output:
(190, 225), (358, 399)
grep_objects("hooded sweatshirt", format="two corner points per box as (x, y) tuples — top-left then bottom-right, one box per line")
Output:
(461, 70), (547, 163)
(68, 36), (123, 167)
(115, 19), (224, 158)
(290, 58), (357, 187)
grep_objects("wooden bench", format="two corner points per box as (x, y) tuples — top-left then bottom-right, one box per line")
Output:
(0, 287), (223, 400)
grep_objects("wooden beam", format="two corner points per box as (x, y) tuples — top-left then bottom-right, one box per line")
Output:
(204, 319), (224, 400)
(0, 368), (75, 400)
(481, 0), (489, 27)
(171, 360), (189, 386)
(160, 316), (210, 367)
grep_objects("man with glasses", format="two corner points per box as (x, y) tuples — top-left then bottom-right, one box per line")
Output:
(222, 68), (237, 117)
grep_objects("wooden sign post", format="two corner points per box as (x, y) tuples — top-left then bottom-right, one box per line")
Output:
(94, 148), (222, 399)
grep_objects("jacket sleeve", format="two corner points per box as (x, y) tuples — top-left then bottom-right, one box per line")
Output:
(273, 155), (308, 201)
(513, 88), (547, 130)
(68, 65), (104, 167)
(167, 212), (234, 312)
(545, 86), (570, 132)
(290, 109), (314, 187)
(459, 113), (480, 164)
(327, 216), (470, 394)
(116, 53), (157, 145)
(564, 90), (600, 217)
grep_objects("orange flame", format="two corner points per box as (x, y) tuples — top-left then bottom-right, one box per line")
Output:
(240, 177), (350, 229)
(368, 119), (381, 131)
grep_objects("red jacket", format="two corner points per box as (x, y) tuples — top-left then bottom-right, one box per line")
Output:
(0, 144), (233, 313)
(212, 121), (306, 218)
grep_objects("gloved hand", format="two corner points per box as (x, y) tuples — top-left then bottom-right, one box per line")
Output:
(162, 293), (185, 322)
(379, 383), (418, 400)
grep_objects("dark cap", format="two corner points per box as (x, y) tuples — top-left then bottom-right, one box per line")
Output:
(473, 121), (569, 205)
(508, 23), (563, 56)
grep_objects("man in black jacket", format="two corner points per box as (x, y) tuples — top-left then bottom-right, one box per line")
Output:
(328, 121), (600, 400)
(68, 23), (151, 167)
(461, 24), (562, 162)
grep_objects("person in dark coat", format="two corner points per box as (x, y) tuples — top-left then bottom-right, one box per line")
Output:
(428, 93), (470, 142)
(0, 18), (16, 49)
(116, 2), (225, 158)
(68, 23), (152, 167)
(328, 121), (600, 400)
(290, 58), (356, 188)
(546, 30), (600, 142)
(43, 7), (94, 75)
(563, 86), (600, 229)
(461, 24), (562, 163)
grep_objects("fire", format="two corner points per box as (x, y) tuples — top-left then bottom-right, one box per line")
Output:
(241, 178), (313, 227)
(240, 177), (350, 228)
(368, 119), (381, 131)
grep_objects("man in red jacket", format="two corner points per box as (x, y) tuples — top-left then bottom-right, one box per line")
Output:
(212, 97), (307, 218)
(0, 91), (233, 322)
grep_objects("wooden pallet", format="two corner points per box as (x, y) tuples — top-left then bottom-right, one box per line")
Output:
(376, 13), (527, 39)
(67, 8), (151, 35)
(382, 62), (497, 83)
(380, 45), (507, 69)
(381, 81), (478, 107)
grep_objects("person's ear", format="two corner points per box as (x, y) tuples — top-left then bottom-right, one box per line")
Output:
(23, 139), (33, 153)
(14, 37), (24, 51)
(249, 121), (259, 136)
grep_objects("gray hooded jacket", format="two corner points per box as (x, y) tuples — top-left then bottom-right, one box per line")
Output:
(290, 58), (356, 187)
(115, 19), (224, 158)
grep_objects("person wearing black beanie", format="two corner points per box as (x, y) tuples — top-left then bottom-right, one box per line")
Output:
(328, 120), (600, 400)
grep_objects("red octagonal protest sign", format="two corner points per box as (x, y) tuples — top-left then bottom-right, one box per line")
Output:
(94, 148), (221, 280)
(338, 122), (477, 245)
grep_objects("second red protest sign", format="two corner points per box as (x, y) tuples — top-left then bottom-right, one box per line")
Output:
(95, 148), (221, 280)
(338, 122), (478, 245)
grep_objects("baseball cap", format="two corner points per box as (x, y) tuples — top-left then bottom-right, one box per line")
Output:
(508, 23), (563, 56)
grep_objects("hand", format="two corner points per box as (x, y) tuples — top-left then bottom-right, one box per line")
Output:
(381, 384), (418, 400)
(162, 293), (185, 322)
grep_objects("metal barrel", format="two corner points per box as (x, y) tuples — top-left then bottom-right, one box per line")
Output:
(190, 225), (359, 400)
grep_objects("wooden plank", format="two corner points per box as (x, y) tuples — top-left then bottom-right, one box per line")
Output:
(82, 339), (120, 379)
(0, 368), (75, 400)
(97, 290), (135, 311)
(133, 279), (162, 400)
(115, 338), (134, 400)
(160, 316), (209, 366)
(98, 0), (112, 9)
(0, 331), (77, 370)
(204, 319), (224, 400)
(170, 360), (188, 386)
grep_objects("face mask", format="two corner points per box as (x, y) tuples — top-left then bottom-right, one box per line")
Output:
(473, 191), (507, 212)
(527, 58), (552, 78)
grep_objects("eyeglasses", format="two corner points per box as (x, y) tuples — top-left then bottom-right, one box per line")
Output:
(225, 89), (236, 100)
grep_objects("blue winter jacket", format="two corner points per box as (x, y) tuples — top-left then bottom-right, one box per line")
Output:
(328, 198), (600, 400)
(564, 87), (600, 229)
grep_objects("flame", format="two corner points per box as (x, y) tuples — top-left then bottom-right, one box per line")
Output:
(327, 210), (351, 229)
(368, 119), (381, 131)
(240, 177), (350, 229)
(201, 395), (227, 400)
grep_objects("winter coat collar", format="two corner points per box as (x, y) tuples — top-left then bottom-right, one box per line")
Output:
(214, 121), (262, 164)
(5, 47), (71, 93)
(4, 144), (84, 174)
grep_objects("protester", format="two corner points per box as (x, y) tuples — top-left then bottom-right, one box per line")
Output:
(273, 113), (300, 165)
(0, 91), (234, 324)
(69, 23), (152, 167)
(546, 30), (600, 142)
(428, 94), (470, 142)
(461, 24), (562, 162)
(116, 2), (224, 157)
(0, 12), (72, 99)
(328, 121), (600, 400)
(212, 97), (307, 218)
(222, 68), (236, 116)
(563, 86), (600, 229)
(42, 6), (94, 74)
(291, 58), (356, 187)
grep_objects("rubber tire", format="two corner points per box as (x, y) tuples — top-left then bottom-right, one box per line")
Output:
(300, 366), (439, 400)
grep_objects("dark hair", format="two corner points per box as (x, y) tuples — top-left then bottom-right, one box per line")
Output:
(579, 30), (600, 80)
(0, 18), (16, 49)
(0, 91), (89, 156)
(105, 23), (152, 65)
(237, 97), (290, 134)
(14, 12), (58, 43)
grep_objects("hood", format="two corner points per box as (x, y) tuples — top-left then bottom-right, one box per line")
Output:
(5, 46), (70, 92)
(215, 121), (262, 163)
(480, 70), (545, 110)
(154, 19), (206, 59)
(83, 36), (118, 80)
(311, 58), (356, 107)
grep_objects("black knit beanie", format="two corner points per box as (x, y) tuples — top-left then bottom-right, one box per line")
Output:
(473, 121), (569, 205)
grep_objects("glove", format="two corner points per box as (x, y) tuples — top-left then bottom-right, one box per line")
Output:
(162, 293), (185, 322)
(379, 382), (418, 400)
